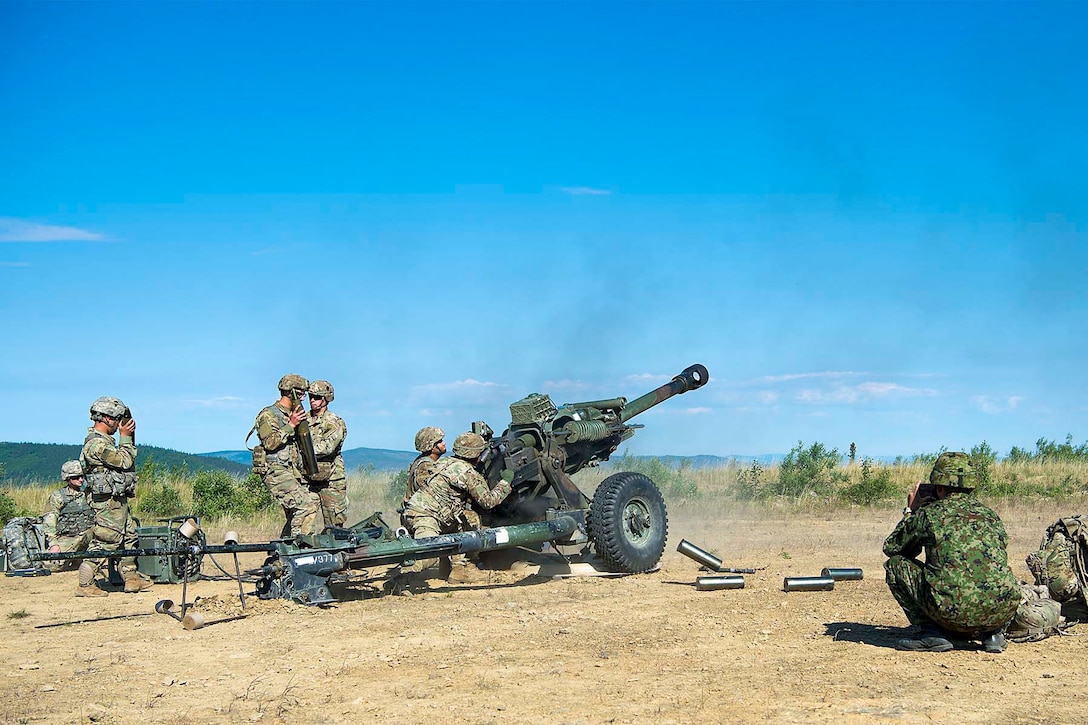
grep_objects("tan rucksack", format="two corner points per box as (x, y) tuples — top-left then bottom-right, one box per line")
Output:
(1027, 516), (1088, 602)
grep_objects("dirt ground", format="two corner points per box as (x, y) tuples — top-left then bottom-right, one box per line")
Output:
(1, 503), (1085, 725)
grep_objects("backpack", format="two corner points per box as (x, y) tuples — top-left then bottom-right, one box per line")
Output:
(1026, 516), (1088, 602)
(1007, 583), (1072, 643)
(2, 517), (46, 572)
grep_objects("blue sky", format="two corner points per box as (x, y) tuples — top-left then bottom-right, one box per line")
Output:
(2, 1), (1086, 460)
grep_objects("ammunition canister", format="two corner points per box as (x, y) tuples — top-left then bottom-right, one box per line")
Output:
(695, 575), (745, 591)
(783, 576), (835, 592)
(821, 567), (863, 581)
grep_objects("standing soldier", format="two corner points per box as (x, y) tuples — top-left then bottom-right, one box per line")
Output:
(401, 426), (445, 527)
(398, 431), (511, 584)
(252, 374), (320, 538)
(305, 380), (348, 528)
(884, 451), (1020, 653)
(78, 397), (152, 596)
(41, 460), (95, 572)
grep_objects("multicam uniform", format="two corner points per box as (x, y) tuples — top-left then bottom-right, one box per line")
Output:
(306, 407), (348, 528)
(41, 485), (95, 572)
(254, 402), (319, 537)
(80, 428), (140, 574)
(401, 457), (511, 573)
(884, 492), (1020, 635)
(405, 455), (438, 506)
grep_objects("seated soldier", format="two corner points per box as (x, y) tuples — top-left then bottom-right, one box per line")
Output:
(884, 452), (1020, 653)
(42, 460), (95, 572)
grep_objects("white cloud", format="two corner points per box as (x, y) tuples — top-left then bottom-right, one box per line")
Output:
(0, 261), (30, 267)
(419, 408), (454, 417)
(682, 407), (712, 415)
(560, 186), (611, 196)
(624, 372), (671, 385)
(0, 218), (106, 242)
(757, 371), (869, 384)
(409, 379), (511, 406)
(183, 396), (248, 409)
(971, 395), (1026, 415)
(541, 379), (594, 392)
(797, 382), (938, 405)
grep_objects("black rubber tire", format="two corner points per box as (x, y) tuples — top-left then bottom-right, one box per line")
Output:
(588, 472), (668, 573)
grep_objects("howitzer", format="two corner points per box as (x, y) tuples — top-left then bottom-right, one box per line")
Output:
(471, 363), (709, 573)
(30, 513), (579, 607)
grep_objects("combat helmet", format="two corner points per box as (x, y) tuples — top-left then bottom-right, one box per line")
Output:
(414, 426), (444, 453)
(929, 451), (975, 491)
(278, 374), (309, 395)
(61, 460), (84, 480)
(309, 380), (335, 403)
(452, 432), (487, 459)
(89, 396), (127, 422)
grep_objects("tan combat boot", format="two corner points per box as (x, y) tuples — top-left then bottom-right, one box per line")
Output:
(75, 561), (108, 597)
(122, 572), (153, 593)
(446, 563), (488, 584)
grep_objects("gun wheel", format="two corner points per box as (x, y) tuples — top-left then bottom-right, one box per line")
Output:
(588, 472), (668, 573)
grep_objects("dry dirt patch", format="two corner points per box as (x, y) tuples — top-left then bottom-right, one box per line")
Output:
(0, 504), (1083, 724)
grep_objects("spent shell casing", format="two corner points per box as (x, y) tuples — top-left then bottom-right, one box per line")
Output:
(695, 575), (745, 591)
(782, 576), (835, 592)
(820, 567), (863, 581)
(677, 539), (724, 571)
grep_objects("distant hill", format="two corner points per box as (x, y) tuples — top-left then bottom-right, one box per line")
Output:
(1, 442), (249, 485)
(199, 448), (782, 472)
(200, 447), (417, 472)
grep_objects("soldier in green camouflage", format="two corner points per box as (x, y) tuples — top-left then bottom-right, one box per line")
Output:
(401, 426), (445, 527)
(305, 380), (348, 528)
(41, 460), (94, 572)
(399, 431), (511, 584)
(253, 374), (320, 538)
(77, 396), (152, 596)
(884, 452), (1019, 653)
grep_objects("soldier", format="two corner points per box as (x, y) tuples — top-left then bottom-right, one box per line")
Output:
(305, 380), (348, 528)
(884, 451), (1020, 653)
(41, 460), (95, 572)
(398, 431), (511, 584)
(253, 374), (320, 538)
(401, 426), (445, 527)
(78, 396), (152, 596)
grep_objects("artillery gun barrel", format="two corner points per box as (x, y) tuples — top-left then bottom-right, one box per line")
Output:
(619, 363), (709, 424)
(30, 542), (277, 562)
(343, 516), (579, 568)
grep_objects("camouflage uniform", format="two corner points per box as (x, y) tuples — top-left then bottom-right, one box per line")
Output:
(884, 492), (1020, 635)
(81, 427), (141, 574)
(42, 483), (95, 572)
(255, 401), (319, 537)
(404, 455), (438, 512)
(401, 456), (511, 574)
(306, 407), (348, 528)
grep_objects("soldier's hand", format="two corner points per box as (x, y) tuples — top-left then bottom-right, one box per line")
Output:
(289, 406), (306, 427)
(48, 545), (60, 553)
(119, 417), (136, 437)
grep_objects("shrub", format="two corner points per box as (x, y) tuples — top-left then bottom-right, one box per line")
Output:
(0, 489), (18, 524)
(969, 441), (998, 493)
(839, 458), (898, 506)
(191, 470), (273, 520)
(388, 468), (409, 503)
(773, 441), (846, 498)
(613, 453), (699, 501)
(735, 460), (765, 500)
(138, 483), (185, 518)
